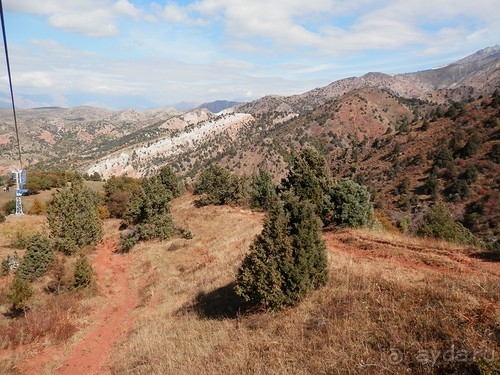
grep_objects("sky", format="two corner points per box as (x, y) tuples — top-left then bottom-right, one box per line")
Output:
(0, 0), (499, 110)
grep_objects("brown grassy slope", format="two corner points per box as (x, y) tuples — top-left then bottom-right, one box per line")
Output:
(110, 194), (499, 375)
(220, 92), (499, 240)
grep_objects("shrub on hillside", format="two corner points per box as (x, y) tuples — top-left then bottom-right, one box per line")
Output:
(282, 147), (333, 219)
(104, 176), (142, 219)
(23, 170), (72, 195)
(0, 211), (5, 223)
(249, 169), (278, 210)
(158, 165), (182, 198)
(72, 254), (94, 290)
(460, 132), (482, 158)
(53, 237), (78, 256)
(3, 199), (16, 215)
(119, 177), (174, 252)
(194, 165), (245, 206)
(7, 275), (33, 310)
(47, 178), (103, 249)
(235, 194), (328, 311)
(328, 179), (373, 228)
(432, 146), (454, 168)
(417, 203), (479, 246)
(16, 234), (55, 282)
(28, 198), (46, 215)
(422, 166), (440, 200)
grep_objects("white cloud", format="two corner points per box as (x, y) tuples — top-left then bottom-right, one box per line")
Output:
(3, 0), (499, 109)
(169, 0), (500, 55)
(114, 0), (141, 19)
(15, 71), (53, 88)
(4, 0), (144, 37)
(163, 3), (189, 23)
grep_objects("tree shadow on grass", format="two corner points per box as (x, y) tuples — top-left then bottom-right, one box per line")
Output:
(178, 282), (249, 320)
(470, 250), (500, 262)
(3, 306), (28, 319)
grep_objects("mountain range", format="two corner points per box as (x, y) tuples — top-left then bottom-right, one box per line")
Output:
(0, 45), (498, 239)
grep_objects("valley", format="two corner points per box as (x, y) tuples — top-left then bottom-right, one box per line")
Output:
(0, 45), (498, 375)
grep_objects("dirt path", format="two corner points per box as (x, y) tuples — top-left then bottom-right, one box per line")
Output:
(324, 230), (499, 278)
(55, 241), (139, 375)
(19, 238), (140, 375)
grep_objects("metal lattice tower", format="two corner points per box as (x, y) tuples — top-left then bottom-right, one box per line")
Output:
(11, 169), (26, 215)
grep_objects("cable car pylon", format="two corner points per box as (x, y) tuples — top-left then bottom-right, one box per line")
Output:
(1, 0), (27, 215)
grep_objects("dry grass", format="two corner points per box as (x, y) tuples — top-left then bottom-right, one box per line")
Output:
(0, 193), (497, 374)
(0, 209), (107, 373)
(110, 195), (499, 375)
(0, 294), (80, 349)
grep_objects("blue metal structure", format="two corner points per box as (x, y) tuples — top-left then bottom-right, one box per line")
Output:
(11, 168), (27, 215)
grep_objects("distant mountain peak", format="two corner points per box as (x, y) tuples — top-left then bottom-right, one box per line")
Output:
(197, 100), (244, 113)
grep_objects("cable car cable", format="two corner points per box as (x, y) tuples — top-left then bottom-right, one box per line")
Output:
(0, 0), (23, 169)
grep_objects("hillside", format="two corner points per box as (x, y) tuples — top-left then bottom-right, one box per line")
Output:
(198, 100), (244, 113)
(0, 106), (181, 174)
(1, 194), (498, 374)
(1, 47), (498, 242)
(240, 45), (500, 115)
(223, 91), (499, 240)
(1, 46), (497, 178)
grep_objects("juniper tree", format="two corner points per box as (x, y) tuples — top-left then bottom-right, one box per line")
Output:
(282, 147), (333, 220)
(194, 165), (244, 205)
(328, 179), (373, 228)
(47, 178), (103, 250)
(249, 169), (278, 210)
(418, 203), (479, 245)
(72, 254), (94, 290)
(120, 176), (174, 252)
(158, 165), (182, 198)
(235, 194), (328, 310)
(104, 176), (141, 219)
(7, 275), (33, 310)
(16, 234), (55, 281)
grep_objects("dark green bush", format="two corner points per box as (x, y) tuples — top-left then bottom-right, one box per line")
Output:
(0, 211), (5, 223)
(249, 169), (278, 210)
(72, 254), (94, 290)
(462, 166), (478, 184)
(7, 275), (33, 310)
(328, 179), (373, 228)
(490, 143), (500, 163)
(120, 177), (174, 252)
(417, 203), (479, 245)
(158, 165), (182, 198)
(235, 194), (328, 311)
(180, 228), (194, 240)
(3, 199), (15, 215)
(16, 234), (55, 282)
(282, 148), (333, 219)
(54, 237), (78, 256)
(118, 231), (139, 254)
(447, 179), (469, 201)
(194, 165), (245, 206)
(422, 166), (440, 200)
(1, 257), (9, 276)
(104, 176), (142, 219)
(460, 132), (482, 158)
(47, 178), (103, 249)
(433, 146), (454, 168)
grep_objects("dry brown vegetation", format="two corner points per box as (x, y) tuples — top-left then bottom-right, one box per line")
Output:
(0, 193), (498, 374)
(110, 195), (498, 375)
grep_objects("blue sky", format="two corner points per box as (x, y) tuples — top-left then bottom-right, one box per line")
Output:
(0, 0), (499, 109)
